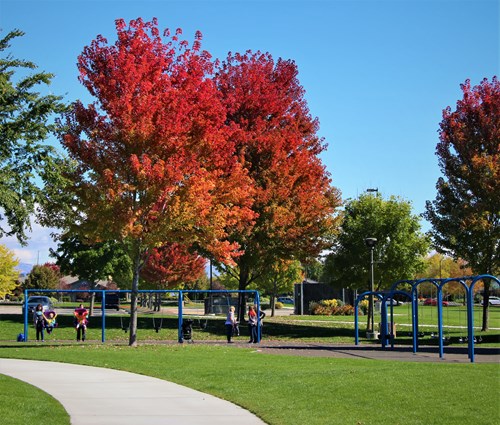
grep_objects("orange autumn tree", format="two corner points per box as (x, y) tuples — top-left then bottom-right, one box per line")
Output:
(214, 51), (341, 319)
(61, 18), (254, 346)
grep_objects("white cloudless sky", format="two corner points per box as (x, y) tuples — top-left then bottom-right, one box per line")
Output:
(1, 0), (498, 266)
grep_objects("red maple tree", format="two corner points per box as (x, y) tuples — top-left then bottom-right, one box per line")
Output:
(61, 18), (255, 345)
(425, 76), (499, 330)
(214, 51), (341, 318)
(141, 243), (206, 289)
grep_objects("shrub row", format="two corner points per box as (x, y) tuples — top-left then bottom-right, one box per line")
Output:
(309, 299), (355, 316)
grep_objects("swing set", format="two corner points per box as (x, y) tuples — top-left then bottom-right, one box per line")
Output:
(22, 288), (261, 344)
(354, 274), (499, 363)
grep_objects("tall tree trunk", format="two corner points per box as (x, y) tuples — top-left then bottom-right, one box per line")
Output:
(237, 263), (250, 322)
(366, 300), (373, 333)
(128, 251), (141, 347)
(89, 281), (97, 317)
(481, 280), (490, 332)
(271, 278), (278, 317)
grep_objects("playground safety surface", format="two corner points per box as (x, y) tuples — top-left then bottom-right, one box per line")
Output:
(242, 341), (500, 363)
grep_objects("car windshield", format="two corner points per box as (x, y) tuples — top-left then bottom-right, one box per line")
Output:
(28, 297), (47, 304)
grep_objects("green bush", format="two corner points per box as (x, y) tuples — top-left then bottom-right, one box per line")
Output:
(275, 302), (284, 309)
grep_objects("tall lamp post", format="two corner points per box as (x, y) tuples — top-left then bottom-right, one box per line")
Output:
(364, 237), (378, 337)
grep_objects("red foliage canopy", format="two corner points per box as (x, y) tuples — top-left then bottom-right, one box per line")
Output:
(214, 51), (341, 279)
(140, 243), (206, 289)
(62, 18), (256, 266)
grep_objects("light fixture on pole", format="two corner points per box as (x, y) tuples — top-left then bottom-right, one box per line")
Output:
(364, 237), (378, 338)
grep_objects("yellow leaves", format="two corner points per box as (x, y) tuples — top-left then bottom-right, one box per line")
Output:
(0, 244), (20, 299)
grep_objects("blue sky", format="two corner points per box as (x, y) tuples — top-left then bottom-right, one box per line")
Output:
(1, 0), (498, 265)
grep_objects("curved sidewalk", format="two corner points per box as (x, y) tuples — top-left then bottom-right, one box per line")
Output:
(0, 358), (266, 425)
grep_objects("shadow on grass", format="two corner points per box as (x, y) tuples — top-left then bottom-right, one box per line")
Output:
(2, 313), (499, 346)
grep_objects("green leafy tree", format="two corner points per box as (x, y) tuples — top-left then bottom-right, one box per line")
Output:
(323, 193), (430, 330)
(24, 264), (60, 291)
(304, 258), (324, 282)
(51, 234), (132, 314)
(425, 77), (499, 331)
(0, 29), (67, 243)
(255, 259), (303, 316)
(0, 244), (19, 298)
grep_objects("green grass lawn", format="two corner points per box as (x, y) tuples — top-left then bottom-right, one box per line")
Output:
(0, 374), (70, 425)
(0, 344), (499, 425)
(1, 306), (499, 424)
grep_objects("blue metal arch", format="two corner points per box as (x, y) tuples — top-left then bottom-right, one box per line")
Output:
(380, 290), (414, 350)
(355, 274), (499, 363)
(467, 275), (500, 362)
(354, 291), (384, 345)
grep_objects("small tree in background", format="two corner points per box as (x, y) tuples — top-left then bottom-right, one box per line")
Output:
(24, 264), (60, 291)
(417, 253), (473, 301)
(0, 244), (19, 298)
(323, 193), (430, 331)
(51, 234), (131, 315)
(140, 244), (206, 290)
(255, 259), (303, 316)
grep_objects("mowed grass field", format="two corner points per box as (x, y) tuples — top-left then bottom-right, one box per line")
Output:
(1, 304), (499, 425)
(0, 344), (499, 425)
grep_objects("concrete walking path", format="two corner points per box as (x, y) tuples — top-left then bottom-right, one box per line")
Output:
(0, 358), (266, 425)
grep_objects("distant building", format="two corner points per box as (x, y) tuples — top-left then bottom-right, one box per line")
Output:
(294, 280), (357, 314)
(59, 276), (119, 301)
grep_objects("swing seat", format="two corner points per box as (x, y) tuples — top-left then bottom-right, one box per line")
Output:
(152, 317), (163, 333)
(182, 319), (194, 342)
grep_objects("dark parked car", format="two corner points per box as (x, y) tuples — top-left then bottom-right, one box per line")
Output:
(277, 297), (294, 305)
(22, 296), (53, 315)
(104, 292), (120, 310)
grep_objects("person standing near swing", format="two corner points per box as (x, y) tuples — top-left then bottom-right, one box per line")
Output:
(225, 306), (237, 343)
(74, 304), (88, 342)
(247, 305), (258, 343)
(33, 304), (46, 342)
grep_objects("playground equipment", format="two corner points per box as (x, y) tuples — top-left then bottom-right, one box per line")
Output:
(354, 274), (499, 363)
(23, 288), (261, 344)
(43, 310), (58, 334)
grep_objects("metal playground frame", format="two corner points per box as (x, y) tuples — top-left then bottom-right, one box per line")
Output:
(22, 289), (261, 344)
(354, 274), (499, 363)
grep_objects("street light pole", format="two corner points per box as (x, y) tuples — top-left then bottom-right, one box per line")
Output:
(369, 243), (375, 332)
(364, 237), (378, 336)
